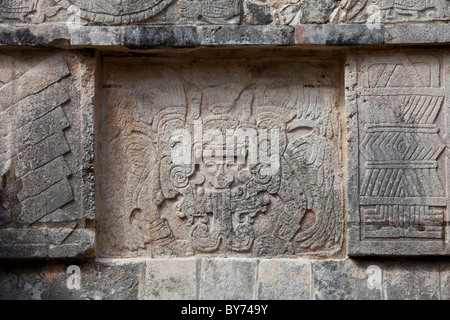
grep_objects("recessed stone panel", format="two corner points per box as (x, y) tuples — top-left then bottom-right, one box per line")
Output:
(0, 51), (95, 258)
(347, 50), (450, 256)
(98, 54), (344, 258)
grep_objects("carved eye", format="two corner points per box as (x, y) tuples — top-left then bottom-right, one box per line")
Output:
(204, 161), (218, 174)
(225, 162), (239, 173)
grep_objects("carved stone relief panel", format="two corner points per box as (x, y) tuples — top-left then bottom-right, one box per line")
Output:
(99, 54), (344, 258)
(0, 0), (240, 25)
(0, 51), (95, 258)
(0, 0), (63, 23)
(347, 50), (450, 256)
(330, 0), (449, 23)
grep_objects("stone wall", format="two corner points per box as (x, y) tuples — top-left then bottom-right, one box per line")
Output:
(0, 0), (449, 300)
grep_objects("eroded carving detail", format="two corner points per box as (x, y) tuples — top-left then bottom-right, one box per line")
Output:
(100, 58), (343, 257)
(180, 0), (240, 24)
(331, 0), (449, 23)
(55, 0), (174, 24)
(0, 0), (62, 23)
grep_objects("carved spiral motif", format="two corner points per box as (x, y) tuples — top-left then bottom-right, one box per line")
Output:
(55, 0), (175, 24)
(170, 166), (189, 188)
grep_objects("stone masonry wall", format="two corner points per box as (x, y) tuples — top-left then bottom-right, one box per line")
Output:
(0, 0), (449, 300)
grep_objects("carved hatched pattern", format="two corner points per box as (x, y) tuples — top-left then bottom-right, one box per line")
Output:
(358, 53), (446, 240)
(100, 59), (343, 257)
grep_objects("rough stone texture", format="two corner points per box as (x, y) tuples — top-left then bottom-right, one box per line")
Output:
(313, 260), (383, 300)
(243, 0), (339, 25)
(383, 261), (441, 300)
(330, 0), (449, 24)
(257, 259), (311, 299)
(143, 259), (198, 300)
(1, 25), (449, 48)
(199, 25), (295, 46)
(1, 0), (447, 26)
(98, 53), (343, 258)
(0, 260), (143, 300)
(244, 1), (273, 25)
(295, 24), (385, 45)
(440, 262), (450, 300)
(199, 258), (256, 300)
(0, 0), (449, 303)
(0, 51), (95, 258)
(347, 50), (449, 256)
(0, 0), (241, 25)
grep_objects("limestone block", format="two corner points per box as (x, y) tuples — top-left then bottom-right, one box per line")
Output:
(347, 50), (450, 256)
(199, 25), (294, 46)
(0, 51), (95, 258)
(98, 53), (344, 258)
(313, 260), (383, 300)
(199, 258), (256, 300)
(383, 261), (440, 300)
(143, 259), (198, 300)
(257, 259), (311, 299)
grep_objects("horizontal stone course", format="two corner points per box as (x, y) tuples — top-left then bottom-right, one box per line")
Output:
(1, 24), (449, 48)
(0, 258), (448, 299)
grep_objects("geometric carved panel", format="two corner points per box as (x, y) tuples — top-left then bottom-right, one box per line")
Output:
(347, 50), (450, 256)
(0, 51), (95, 258)
(99, 54), (344, 258)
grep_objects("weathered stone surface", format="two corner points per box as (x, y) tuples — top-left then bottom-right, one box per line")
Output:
(384, 24), (450, 44)
(98, 53), (343, 258)
(0, 228), (94, 258)
(295, 24), (385, 45)
(1, 25), (450, 48)
(330, 0), (449, 24)
(0, 0), (448, 26)
(313, 260), (383, 300)
(243, 0), (338, 25)
(122, 26), (199, 48)
(244, 1), (273, 25)
(199, 25), (295, 46)
(199, 258), (256, 300)
(0, 51), (96, 259)
(257, 259), (311, 299)
(347, 50), (450, 256)
(0, 260), (143, 300)
(18, 156), (71, 201)
(383, 261), (440, 300)
(143, 259), (197, 300)
(0, 0), (241, 25)
(440, 262), (450, 300)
